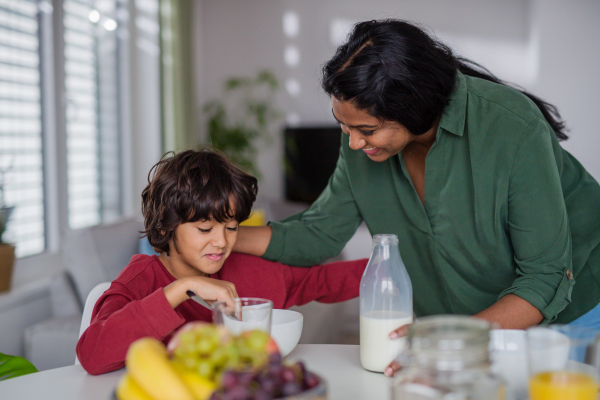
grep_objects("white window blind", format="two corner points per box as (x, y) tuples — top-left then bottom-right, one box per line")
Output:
(96, 0), (121, 222)
(63, 0), (122, 229)
(1, 0), (129, 260)
(0, 0), (45, 257)
(63, 0), (101, 229)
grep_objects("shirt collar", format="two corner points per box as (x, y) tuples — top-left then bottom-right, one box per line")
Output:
(438, 70), (467, 137)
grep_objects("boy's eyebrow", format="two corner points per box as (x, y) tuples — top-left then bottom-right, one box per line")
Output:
(331, 109), (379, 129)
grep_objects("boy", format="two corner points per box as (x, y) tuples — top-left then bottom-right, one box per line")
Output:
(76, 149), (367, 375)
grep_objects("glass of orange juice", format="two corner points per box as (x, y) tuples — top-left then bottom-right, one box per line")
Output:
(527, 325), (600, 400)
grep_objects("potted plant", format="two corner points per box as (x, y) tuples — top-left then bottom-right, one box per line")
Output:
(0, 165), (15, 293)
(203, 70), (281, 178)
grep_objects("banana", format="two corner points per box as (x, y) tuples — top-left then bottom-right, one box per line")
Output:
(177, 369), (216, 400)
(115, 373), (154, 400)
(126, 337), (194, 400)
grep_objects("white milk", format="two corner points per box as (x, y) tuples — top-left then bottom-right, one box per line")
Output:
(360, 311), (413, 372)
(222, 305), (271, 335)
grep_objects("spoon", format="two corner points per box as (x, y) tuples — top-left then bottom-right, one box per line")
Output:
(186, 290), (211, 310)
(186, 290), (241, 321)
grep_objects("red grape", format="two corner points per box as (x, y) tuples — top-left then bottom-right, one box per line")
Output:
(210, 355), (319, 399)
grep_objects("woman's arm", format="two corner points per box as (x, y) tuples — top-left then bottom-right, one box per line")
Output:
(232, 225), (273, 256)
(473, 294), (543, 329)
(498, 118), (575, 323)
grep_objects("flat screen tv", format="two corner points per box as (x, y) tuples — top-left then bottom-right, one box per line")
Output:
(284, 126), (342, 204)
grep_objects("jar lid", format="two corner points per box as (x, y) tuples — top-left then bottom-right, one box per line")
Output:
(408, 315), (492, 371)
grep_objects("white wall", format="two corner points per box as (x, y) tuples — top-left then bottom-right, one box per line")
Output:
(530, 0), (600, 183)
(194, 0), (600, 201)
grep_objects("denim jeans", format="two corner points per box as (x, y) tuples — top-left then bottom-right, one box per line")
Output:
(567, 301), (600, 331)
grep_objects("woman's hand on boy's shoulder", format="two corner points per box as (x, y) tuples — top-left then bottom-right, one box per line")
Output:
(163, 276), (238, 309)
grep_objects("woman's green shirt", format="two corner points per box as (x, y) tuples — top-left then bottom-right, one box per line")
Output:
(264, 72), (600, 323)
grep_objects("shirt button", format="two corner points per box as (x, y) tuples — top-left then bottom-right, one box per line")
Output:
(566, 269), (574, 280)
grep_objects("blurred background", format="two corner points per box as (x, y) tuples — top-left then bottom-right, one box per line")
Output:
(1, 0), (599, 371)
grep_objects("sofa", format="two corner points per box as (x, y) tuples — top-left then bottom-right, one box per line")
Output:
(23, 217), (143, 371)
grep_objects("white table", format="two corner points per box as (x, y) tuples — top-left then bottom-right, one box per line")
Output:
(0, 344), (390, 399)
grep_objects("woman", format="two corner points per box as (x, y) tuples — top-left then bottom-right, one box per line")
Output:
(233, 19), (600, 362)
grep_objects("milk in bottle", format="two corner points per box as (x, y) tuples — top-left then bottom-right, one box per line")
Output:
(359, 234), (413, 372)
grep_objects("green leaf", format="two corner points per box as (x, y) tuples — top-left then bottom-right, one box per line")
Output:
(202, 69), (281, 178)
(0, 206), (14, 243)
(0, 353), (38, 381)
(255, 70), (278, 90)
(224, 78), (251, 91)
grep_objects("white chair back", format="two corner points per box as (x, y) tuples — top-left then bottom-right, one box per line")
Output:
(75, 282), (111, 365)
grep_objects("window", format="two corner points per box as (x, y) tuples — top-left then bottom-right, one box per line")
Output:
(0, 0), (45, 257)
(1, 0), (129, 258)
(63, 0), (122, 228)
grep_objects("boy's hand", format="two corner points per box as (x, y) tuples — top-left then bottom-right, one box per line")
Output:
(163, 277), (238, 309)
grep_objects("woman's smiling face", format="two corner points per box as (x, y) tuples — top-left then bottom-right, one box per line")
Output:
(331, 97), (417, 162)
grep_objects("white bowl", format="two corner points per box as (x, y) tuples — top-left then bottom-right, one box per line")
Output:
(270, 309), (303, 357)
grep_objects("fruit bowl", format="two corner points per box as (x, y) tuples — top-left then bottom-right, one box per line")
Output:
(115, 325), (320, 400)
(280, 373), (326, 400)
(112, 373), (326, 400)
(271, 309), (303, 357)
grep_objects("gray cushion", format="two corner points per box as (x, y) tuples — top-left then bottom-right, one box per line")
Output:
(89, 217), (143, 281)
(49, 272), (82, 318)
(61, 229), (108, 306)
(23, 316), (81, 371)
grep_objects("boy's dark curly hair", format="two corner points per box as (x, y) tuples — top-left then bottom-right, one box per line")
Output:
(141, 149), (258, 255)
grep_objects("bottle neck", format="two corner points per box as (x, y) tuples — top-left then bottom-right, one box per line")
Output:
(371, 234), (400, 261)
(372, 242), (395, 260)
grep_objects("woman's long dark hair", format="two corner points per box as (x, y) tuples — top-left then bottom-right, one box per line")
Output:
(322, 19), (568, 140)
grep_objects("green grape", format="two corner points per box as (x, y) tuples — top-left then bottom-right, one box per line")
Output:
(233, 335), (246, 349)
(179, 331), (196, 345)
(245, 330), (269, 350)
(223, 346), (240, 370)
(210, 346), (229, 366)
(196, 336), (217, 354)
(238, 346), (254, 359)
(181, 356), (198, 370)
(213, 369), (224, 386)
(173, 346), (186, 359)
(196, 358), (215, 379)
(237, 346), (268, 370)
(197, 325), (218, 341)
(174, 344), (197, 363)
(252, 352), (268, 369)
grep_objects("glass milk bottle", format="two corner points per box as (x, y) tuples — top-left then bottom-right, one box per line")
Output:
(360, 234), (413, 372)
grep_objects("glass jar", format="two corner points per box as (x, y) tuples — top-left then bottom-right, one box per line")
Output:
(360, 234), (413, 372)
(392, 316), (505, 400)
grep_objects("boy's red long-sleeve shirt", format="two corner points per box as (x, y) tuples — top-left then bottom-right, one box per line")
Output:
(76, 253), (367, 375)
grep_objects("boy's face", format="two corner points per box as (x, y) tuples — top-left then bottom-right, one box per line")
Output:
(165, 217), (239, 278)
